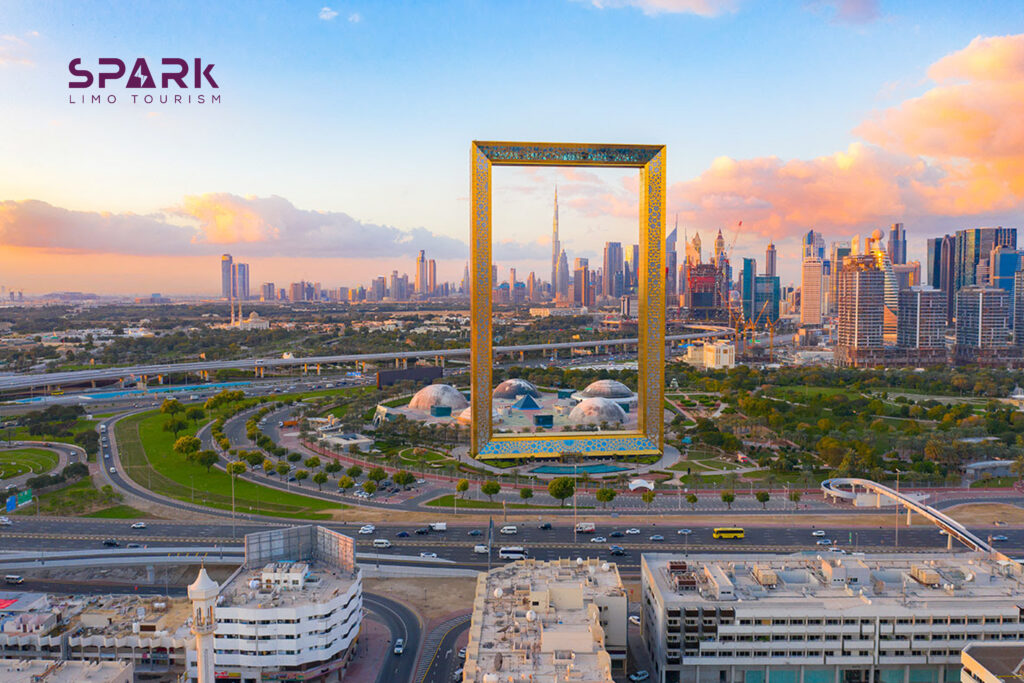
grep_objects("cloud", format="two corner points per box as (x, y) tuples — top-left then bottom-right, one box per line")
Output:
(0, 33), (34, 67)
(318, 6), (339, 20)
(348, 12), (361, 23)
(579, 0), (739, 18)
(805, 0), (880, 25)
(0, 194), (468, 260)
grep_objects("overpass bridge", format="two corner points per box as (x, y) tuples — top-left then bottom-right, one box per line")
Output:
(0, 328), (734, 393)
(821, 478), (994, 553)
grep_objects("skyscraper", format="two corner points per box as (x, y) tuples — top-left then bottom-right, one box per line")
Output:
(802, 230), (825, 260)
(624, 243), (639, 293)
(572, 257), (591, 307)
(235, 263), (250, 301)
(551, 188), (560, 297)
(835, 255), (884, 367)
(865, 229), (900, 341)
(887, 223), (907, 265)
(828, 242), (851, 315)
(954, 285), (1011, 363)
(557, 249), (570, 300)
(926, 237), (944, 289)
(741, 257), (780, 325)
(415, 250), (427, 295)
(989, 245), (1020, 296)
(220, 254), (234, 300)
(765, 242), (776, 278)
(954, 227), (1017, 290)
(897, 286), (946, 363)
(603, 242), (624, 299)
(260, 282), (275, 302)
(1014, 271), (1024, 344)
(665, 224), (678, 302)
(427, 259), (437, 295)
(801, 256), (823, 326)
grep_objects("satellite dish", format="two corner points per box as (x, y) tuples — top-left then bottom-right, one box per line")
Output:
(493, 587), (504, 599)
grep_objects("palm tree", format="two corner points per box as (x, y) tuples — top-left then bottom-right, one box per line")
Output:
(1011, 456), (1024, 484)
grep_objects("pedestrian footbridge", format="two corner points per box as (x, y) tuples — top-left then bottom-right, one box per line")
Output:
(821, 478), (993, 553)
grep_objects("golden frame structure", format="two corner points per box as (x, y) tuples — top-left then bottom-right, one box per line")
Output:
(470, 141), (666, 459)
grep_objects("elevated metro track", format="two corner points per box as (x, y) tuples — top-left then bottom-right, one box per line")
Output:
(0, 327), (733, 392)
(821, 478), (994, 553)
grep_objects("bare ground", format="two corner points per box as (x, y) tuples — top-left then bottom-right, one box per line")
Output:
(937, 502), (1024, 525)
(364, 577), (477, 622)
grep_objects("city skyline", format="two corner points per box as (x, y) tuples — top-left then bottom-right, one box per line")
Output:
(1, 3), (1024, 294)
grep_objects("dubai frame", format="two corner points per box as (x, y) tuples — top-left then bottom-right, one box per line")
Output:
(469, 141), (667, 460)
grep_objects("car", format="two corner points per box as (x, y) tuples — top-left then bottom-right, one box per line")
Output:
(993, 535), (1009, 542)
(676, 528), (692, 536)
(609, 546), (626, 556)
(358, 525), (375, 534)
(610, 531), (624, 538)
(0, 517), (12, 526)
(287, 476), (297, 482)
(829, 548), (846, 554)
(590, 536), (607, 543)
(625, 528), (641, 535)
(458, 647), (466, 659)
(109, 467), (116, 473)
(812, 530), (826, 537)
(130, 522), (146, 529)
(629, 615), (641, 626)
(393, 638), (405, 655)
(102, 539), (119, 547)
(468, 529), (482, 537)
(452, 667), (463, 681)
(104, 453), (109, 459)
(396, 531), (410, 538)
(538, 522), (552, 530)
(126, 543), (141, 548)
(649, 534), (665, 542)
(419, 552), (438, 558)
(816, 539), (832, 546)
(415, 527), (431, 535)
(630, 671), (650, 682)
(939, 529), (949, 535)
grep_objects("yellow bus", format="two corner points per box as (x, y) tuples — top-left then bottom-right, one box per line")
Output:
(712, 527), (745, 539)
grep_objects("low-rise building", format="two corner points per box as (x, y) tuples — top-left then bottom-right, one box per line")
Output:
(463, 557), (627, 682)
(642, 552), (1024, 683)
(961, 642), (1024, 683)
(0, 658), (133, 682)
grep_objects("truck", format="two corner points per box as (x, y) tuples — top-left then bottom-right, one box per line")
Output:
(429, 522), (447, 532)
(574, 522), (596, 534)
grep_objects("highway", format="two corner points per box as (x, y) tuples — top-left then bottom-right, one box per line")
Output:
(0, 329), (733, 392)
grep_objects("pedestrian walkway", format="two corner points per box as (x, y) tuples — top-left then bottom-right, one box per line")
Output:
(414, 612), (471, 683)
(342, 617), (391, 683)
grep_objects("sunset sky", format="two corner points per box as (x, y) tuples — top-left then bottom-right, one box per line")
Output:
(1, 0), (1023, 295)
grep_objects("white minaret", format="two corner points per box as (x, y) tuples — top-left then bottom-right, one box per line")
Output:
(188, 567), (220, 683)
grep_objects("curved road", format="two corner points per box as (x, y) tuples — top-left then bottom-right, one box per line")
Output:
(364, 593), (421, 683)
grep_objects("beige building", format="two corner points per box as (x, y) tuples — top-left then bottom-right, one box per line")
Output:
(683, 342), (736, 370)
(961, 643), (1024, 683)
(463, 557), (628, 682)
(0, 659), (133, 683)
(801, 256), (824, 326)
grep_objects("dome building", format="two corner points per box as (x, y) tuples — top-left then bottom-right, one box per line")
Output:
(408, 384), (470, 412)
(492, 378), (541, 400)
(571, 379), (638, 409)
(568, 397), (627, 426)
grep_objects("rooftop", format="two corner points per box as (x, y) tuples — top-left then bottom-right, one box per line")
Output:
(64, 594), (192, 641)
(644, 552), (1024, 615)
(220, 559), (358, 610)
(464, 558), (624, 683)
(0, 659), (132, 682)
(963, 643), (1024, 678)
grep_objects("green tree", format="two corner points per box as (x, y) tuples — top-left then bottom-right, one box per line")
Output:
(295, 470), (309, 486)
(346, 465), (363, 479)
(304, 456), (321, 469)
(262, 458), (275, 474)
(456, 478), (470, 499)
(595, 487), (617, 509)
(287, 452), (302, 463)
(338, 475), (355, 492)
(641, 490), (656, 508)
(160, 399), (184, 416)
(755, 491), (770, 509)
(519, 488), (533, 501)
(325, 461), (342, 475)
(548, 477), (575, 507)
(481, 480), (501, 502)
(195, 450), (219, 472)
(393, 470), (415, 487)
(368, 467), (387, 483)
(313, 471), (328, 490)
(276, 462), (290, 476)
(173, 435), (201, 458)
(686, 493), (699, 510)
(244, 451), (265, 468)
(185, 406), (205, 425)
(362, 480), (377, 495)
(163, 417), (188, 438)
(788, 490), (802, 509)
(721, 491), (735, 510)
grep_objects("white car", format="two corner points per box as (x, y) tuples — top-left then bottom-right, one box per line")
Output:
(0, 517), (11, 526)
(130, 522), (146, 529)
(358, 525), (375, 534)
(590, 536), (607, 543)
(625, 528), (641, 535)
(393, 638), (405, 655)
(420, 552), (438, 558)
(677, 528), (692, 535)
(109, 467), (116, 473)
(628, 615), (641, 626)
(812, 530), (826, 537)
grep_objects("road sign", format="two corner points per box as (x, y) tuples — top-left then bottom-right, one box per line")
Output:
(16, 490), (31, 505)
(5, 496), (14, 513)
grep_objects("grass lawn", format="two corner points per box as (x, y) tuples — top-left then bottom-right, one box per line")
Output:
(971, 476), (1017, 488)
(15, 478), (124, 516)
(771, 386), (860, 399)
(116, 410), (338, 520)
(426, 494), (589, 510)
(0, 448), (59, 479)
(83, 504), (151, 518)
(399, 447), (448, 463)
(2, 418), (98, 446)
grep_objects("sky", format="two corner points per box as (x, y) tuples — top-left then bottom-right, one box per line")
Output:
(0, 0), (1023, 295)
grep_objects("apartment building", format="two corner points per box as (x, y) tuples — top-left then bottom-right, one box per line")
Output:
(463, 557), (627, 682)
(642, 552), (1024, 683)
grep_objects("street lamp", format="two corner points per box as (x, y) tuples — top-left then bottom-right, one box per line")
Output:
(894, 469), (901, 549)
